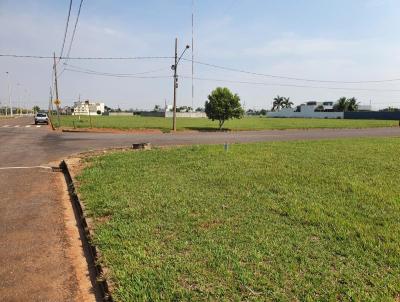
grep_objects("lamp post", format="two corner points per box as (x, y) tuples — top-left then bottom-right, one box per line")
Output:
(171, 38), (190, 131)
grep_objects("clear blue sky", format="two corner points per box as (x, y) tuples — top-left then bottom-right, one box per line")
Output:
(1, 0), (400, 110)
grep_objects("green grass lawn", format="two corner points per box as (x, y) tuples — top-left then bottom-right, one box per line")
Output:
(76, 138), (400, 301)
(53, 115), (397, 131)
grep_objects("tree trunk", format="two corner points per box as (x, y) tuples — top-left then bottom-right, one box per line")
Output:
(219, 119), (224, 130)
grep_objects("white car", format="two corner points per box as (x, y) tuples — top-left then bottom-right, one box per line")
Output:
(34, 113), (49, 125)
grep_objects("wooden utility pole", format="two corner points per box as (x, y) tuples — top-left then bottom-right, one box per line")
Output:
(172, 38), (178, 131)
(53, 52), (61, 127)
(48, 87), (53, 116)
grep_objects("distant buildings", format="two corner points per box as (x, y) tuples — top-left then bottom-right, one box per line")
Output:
(72, 100), (105, 115)
(267, 101), (372, 119)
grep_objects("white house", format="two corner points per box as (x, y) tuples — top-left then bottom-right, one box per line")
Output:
(72, 100), (105, 115)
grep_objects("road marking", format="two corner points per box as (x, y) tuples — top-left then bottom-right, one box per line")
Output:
(36, 125), (41, 128)
(0, 166), (53, 171)
(1, 125), (10, 128)
(14, 125), (20, 128)
(25, 125), (31, 128)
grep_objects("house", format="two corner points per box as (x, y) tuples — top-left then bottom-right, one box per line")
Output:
(72, 100), (105, 115)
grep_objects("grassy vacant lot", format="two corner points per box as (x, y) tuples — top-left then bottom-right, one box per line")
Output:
(77, 138), (400, 301)
(54, 115), (397, 131)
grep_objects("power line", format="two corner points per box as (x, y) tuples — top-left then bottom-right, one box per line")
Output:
(60, 0), (73, 58)
(0, 54), (173, 60)
(64, 63), (170, 75)
(4, 52), (400, 84)
(65, 0), (84, 61)
(180, 75), (400, 93)
(182, 58), (400, 84)
(64, 68), (171, 79)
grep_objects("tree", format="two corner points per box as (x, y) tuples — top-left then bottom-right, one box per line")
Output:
(260, 109), (267, 115)
(195, 107), (204, 112)
(347, 97), (358, 112)
(333, 97), (358, 112)
(282, 97), (294, 109)
(154, 105), (161, 111)
(271, 95), (285, 111)
(314, 105), (324, 112)
(205, 87), (244, 130)
(333, 97), (348, 112)
(33, 105), (40, 113)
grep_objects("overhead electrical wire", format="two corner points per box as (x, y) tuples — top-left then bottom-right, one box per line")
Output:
(3, 53), (400, 85)
(0, 54), (173, 60)
(65, 0), (84, 61)
(63, 63), (170, 76)
(179, 75), (400, 93)
(59, 0), (74, 58)
(181, 59), (400, 84)
(64, 68), (171, 79)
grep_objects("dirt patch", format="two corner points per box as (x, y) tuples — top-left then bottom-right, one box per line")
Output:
(0, 169), (78, 301)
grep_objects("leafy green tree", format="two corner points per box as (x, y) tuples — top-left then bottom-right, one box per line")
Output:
(33, 105), (40, 113)
(260, 109), (267, 115)
(314, 105), (324, 112)
(205, 87), (244, 130)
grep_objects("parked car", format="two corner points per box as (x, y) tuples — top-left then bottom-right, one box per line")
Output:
(34, 112), (49, 125)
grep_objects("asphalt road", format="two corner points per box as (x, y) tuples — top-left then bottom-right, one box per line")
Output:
(0, 116), (399, 301)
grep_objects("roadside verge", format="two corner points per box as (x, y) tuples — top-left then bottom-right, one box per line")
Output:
(61, 159), (114, 302)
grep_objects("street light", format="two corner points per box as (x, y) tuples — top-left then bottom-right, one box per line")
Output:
(171, 38), (190, 131)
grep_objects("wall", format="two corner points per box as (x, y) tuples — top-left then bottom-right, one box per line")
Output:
(165, 112), (207, 118)
(344, 112), (400, 120)
(139, 111), (165, 117)
(267, 111), (344, 119)
(109, 112), (134, 116)
(138, 111), (206, 118)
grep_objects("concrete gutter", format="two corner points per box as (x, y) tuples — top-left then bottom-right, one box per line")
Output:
(60, 160), (114, 302)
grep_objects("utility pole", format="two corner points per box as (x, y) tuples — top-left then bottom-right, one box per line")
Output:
(6, 72), (11, 117)
(53, 52), (61, 127)
(172, 38), (178, 131)
(191, 0), (195, 111)
(48, 87), (53, 116)
(171, 39), (190, 131)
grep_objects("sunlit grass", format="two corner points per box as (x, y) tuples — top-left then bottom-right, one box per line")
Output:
(77, 138), (400, 301)
(53, 115), (397, 131)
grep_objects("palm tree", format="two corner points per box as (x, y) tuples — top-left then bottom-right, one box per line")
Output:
(333, 97), (348, 112)
(282, 97), (294, 109)
(271, 95), (284, 111)
(347, 97), (358, 112)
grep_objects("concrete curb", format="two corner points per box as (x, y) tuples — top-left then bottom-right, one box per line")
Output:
(60, 160), (114, 302)
(61, 128), (164, 134)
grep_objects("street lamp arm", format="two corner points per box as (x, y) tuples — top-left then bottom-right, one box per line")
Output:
(176, 45), (190, 66)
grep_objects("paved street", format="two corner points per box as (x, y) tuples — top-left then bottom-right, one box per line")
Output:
(0, 116), (399, 301)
